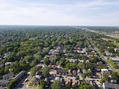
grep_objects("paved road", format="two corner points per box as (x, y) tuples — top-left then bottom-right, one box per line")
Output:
(87, 38), (116, 72)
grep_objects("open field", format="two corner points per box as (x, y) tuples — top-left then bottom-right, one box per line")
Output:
(111, 36), (119, 39)
(113, 42), (119, 47)
(102, 38), (112, 41)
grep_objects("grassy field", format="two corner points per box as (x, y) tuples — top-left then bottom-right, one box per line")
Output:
(111, 36), (119, 39)
(102, 38), (112, 41)
(113, 42), (119, 47)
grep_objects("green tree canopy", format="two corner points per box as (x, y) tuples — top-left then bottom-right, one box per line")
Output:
(30, 67), (39, 76)
(8, 80), (17, 89)
(79, 82), (94, 89)
(42, 67), (49, 78)
(51, 80), (62, 89)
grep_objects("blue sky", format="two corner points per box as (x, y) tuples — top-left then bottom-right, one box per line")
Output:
(0, 0), (119, 26)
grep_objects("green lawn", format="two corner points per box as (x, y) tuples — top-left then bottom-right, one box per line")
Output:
(111, 36), (119, 39)
(113, 42), (119, 47)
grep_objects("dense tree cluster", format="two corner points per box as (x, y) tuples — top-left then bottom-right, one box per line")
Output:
(0, 26), (89, 75)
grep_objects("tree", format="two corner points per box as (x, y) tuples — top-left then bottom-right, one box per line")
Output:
(111, 72), (118, 81)
(100, 74), (109, 84)
(65, 83), (71, 89)
(6, 52), (17, 62)
(78, 62), (84, 69)
(16, 51), (27, 59)
(86, 69), (92, 77)
(4, 66), (9, 74)
(34, 54), (42, 62)
(24, 55), (33, 63)
(108, 47), (115, 53)
(85, 62), (94, 71)
(19, 60), (29, 70)
(38, 80), (46, 89)
(8, 80), (17, 89)
(44, 57), (49, 65)
(52, 80), (62, 89)
(10, 61), (20, 74)
(75, 75), (79, 80)
(0, 68), (4, 75)
(90, 56), (98, 63)
(82, 73), (86, 80)
(30, 59), (37, 67)
(66, 63), (77, 69)
(58, 58), (67, 67)
(42, 67), (49, 78)
(30, 67), (39, 76)
(79, 82), (94, 89)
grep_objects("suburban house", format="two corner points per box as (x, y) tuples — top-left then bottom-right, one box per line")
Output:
(0, 80), (9, 87)
(101, 69), (110, 75)
(13, 71), (26, 81)
(49, 46), (61, 55)
(110, 57), (119, 62)
(0, 73), (14, 88)
(49, 69), (67, 76)
(3, 73), (14, 80)
(4, 52), (10, 59)
(114, 48), (119, 52)
(5, 62), (11, 66)
(105, 51), (113, 57)
(66, 58), (77, 63)
(35, 70), (43, 80)
(32, 77), (40, 85)
(87, 51), (95, 58)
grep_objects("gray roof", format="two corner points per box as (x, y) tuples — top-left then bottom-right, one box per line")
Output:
(57, 69), (67, 74)
(0, 80), (9, 84)
(3, 73), (14, 80)
(0, 88), (7, 89)
(103, 83), (119, 89)
(14, 71), (26, 80)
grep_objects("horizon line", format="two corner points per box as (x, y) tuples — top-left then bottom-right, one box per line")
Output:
(0, 25), (119, 27)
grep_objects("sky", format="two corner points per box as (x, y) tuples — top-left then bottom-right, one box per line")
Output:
(0, 0), (119, 26)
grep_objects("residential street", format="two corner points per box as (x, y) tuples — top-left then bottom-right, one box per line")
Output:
(87, 38), (117, 72)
